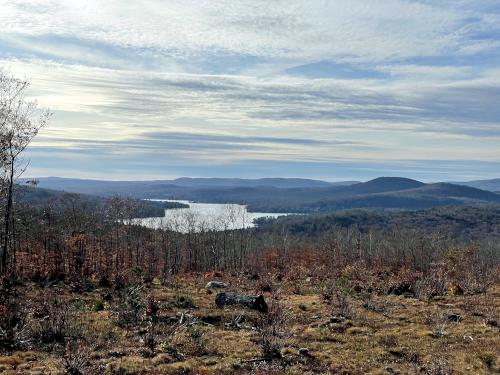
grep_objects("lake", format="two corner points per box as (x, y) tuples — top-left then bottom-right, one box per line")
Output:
(131, 200), (289, 233)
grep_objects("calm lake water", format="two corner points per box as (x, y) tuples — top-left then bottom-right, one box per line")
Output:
(131, 200), (289, 233)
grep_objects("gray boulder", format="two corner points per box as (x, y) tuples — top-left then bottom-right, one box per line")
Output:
(206, 281), (228, 290)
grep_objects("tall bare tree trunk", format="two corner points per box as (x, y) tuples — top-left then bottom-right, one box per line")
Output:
(1, 159), (14, 273)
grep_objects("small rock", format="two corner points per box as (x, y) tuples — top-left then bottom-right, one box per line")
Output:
(486, 319), (498, 328)
(108, 351), (125, 358)
(137, 348), (154, 358)
(200, 315), (222, 325)
(447, 313), (463, 323)
(363, 302), (385, 313)
(330, 315), (345, 323)
(298, 348), (312, 357)
(206, 281), (228, 289)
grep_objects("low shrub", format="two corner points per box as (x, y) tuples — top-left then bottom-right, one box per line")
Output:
(30, 297), (80, 349)
(478, 352), (497, 370)
(169, 294), (196, 309)
(115, 284), (146, 327)
(0, 275), (29, 351)
(91, 298), (105, 312)
(256, 295), (291, 359)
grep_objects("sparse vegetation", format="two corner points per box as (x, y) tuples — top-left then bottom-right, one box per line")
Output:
(0, 267), (498, 373)
(169, 294), (196, 310)
(255, 295), (291, 359)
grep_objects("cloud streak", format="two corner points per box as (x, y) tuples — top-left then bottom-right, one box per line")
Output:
(3, 1), (500, 65)
(0, 1), (499, 180)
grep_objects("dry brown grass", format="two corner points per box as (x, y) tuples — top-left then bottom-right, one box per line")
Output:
(0, 275), (498, 374)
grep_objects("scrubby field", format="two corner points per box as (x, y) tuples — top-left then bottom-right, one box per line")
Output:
(1, 269), (499, 375)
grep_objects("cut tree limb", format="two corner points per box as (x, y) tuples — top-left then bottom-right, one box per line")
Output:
(215, 292), (268, 312)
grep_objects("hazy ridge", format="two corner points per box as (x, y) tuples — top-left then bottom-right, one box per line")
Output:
(22, 176), (500, 213)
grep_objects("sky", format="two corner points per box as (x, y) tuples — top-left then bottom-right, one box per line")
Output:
(1, 0), (499, 182)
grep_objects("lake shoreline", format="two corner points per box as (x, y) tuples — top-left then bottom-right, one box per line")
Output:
(132, 199), (291, 233)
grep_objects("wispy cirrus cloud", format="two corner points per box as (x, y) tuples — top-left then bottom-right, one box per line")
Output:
(3, 1), (500, 67)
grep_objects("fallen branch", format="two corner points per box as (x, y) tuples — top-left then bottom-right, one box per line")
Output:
(215, 292), (268, 312)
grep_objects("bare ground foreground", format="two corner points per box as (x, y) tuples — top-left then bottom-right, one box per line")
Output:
(0, 272), (498, 375)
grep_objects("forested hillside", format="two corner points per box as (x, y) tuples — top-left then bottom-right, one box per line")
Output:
(15, 185), (188, 218)
(256, 204), (500, 241)
(26, 176), (500, 213)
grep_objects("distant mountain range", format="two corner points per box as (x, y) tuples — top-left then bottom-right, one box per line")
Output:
(171, 177), (352, 188)
(452, 178), (500, 193)
(21, 176), (500, 213)
(22, 176), (356, 192)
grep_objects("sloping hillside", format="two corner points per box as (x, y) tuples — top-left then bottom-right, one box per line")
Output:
(178, 178), (499, 212)
(22, 176), (500, 213)
(14, 185), (187, 218)
(171, 177), (339, 188)
(24, 176), (344, 194)
(393, 183), (500, 201)
(333, 177), (425, 195)
(256, 204), (500, 241)
(455, 178), (500, 192)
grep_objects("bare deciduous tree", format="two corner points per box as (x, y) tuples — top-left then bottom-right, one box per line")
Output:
(0, 68), (51, 274)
